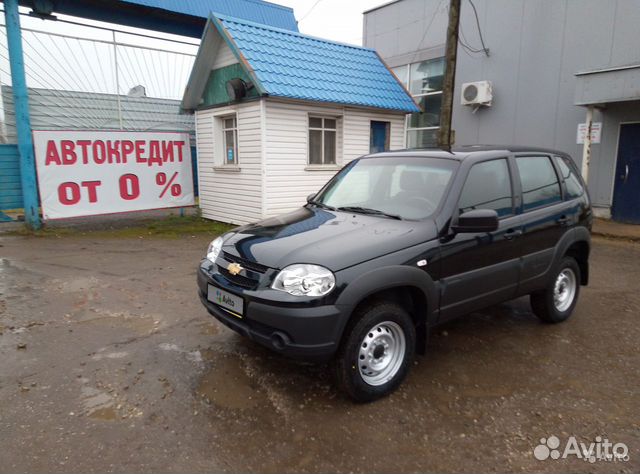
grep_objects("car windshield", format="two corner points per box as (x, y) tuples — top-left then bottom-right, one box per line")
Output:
(313, 156), (457, 220)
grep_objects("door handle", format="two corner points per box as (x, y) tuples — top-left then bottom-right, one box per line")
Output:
(623, 164), (629, 183)
(557, 215), (570, 226)
(504, 229), (523, 240)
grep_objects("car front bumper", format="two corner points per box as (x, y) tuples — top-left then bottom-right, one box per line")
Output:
(197, 262), (346, 362)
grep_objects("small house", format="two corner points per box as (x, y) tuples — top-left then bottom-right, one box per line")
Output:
(182, 15), (419, 225)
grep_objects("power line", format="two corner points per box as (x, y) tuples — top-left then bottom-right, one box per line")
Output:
(459, 24), (485, 54)
(298, 0), (323, 23)
(409, 0), (447, 65)
(467, 0), (489, 56)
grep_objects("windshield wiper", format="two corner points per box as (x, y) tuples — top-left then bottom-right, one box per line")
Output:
(308, 200), (336, 211)
(337, 206), (402, 220)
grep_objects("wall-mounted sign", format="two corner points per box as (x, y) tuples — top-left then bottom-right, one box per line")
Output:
(33, 130), (195, 220)
(576, 122), (602, 144)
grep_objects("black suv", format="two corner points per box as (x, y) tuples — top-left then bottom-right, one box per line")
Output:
(198, 146), (592, 402)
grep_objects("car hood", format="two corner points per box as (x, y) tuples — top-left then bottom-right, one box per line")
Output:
(221, 206), (438, 271)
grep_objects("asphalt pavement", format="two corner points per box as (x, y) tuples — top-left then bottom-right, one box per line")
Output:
(0, 232), (638, 473)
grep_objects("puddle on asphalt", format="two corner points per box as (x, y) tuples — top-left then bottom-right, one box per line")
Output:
(80, 385), (116, 419)
(158, 342), (203, 364)
(88, 406), (118, 421)
(197, 352), (261, 410)
(197, 321), (219, 336)
(51, 276), (99, 293)
(77, 310), (157, 334)
(92, 350), (129, 361)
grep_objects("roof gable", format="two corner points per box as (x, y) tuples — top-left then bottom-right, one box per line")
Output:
(182, 15), (419, 113)
(182, 16), (261, 110)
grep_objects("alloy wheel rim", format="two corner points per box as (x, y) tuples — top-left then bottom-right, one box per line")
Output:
(358, 321), (406, 386)
(553, 268), (577, 312)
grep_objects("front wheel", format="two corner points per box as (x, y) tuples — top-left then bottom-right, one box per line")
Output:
(530, 256), (581, 323)
(333, 302), (416, 402)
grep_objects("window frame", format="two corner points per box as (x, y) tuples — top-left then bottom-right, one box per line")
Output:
(221, 114), (238, 166)
(393, 59), (445, 148)
(513, 154), (564, 213)
(456, 157), (516, 220)
(553, 154), (585, 201)
(308, 115), (338, 166)
(369, 120), (391, 153)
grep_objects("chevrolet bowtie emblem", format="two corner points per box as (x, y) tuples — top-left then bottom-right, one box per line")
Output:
(227, 262), (243, 275)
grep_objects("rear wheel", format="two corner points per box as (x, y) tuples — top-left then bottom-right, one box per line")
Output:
(531, 256), (581, 323)
(333, 301), (416, 402)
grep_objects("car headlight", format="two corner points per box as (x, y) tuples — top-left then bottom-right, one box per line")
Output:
(272, 264), (336, 297)
(206, 236), (224, 263)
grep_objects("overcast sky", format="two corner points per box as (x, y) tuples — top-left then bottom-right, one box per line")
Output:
(0, 1), (394, 99)
(275, 0), (391, 45)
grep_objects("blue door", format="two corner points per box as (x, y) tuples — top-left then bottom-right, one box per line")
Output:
(612, 123), (640, 223)
(370, 121), (390, 153)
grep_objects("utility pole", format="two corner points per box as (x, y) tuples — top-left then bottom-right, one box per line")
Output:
(438, 0), (461, 150)
(5, 0), (41, 229)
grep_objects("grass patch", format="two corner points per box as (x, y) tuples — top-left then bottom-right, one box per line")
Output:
(8, 215), (235, 239)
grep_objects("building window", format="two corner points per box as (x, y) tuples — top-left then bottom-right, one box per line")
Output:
(393, 57), (444, 148)
(308, 116), (336, 165)
(222, 116), (238, 165)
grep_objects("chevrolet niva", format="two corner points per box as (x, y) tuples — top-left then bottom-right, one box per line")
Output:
(198, 146), (592, 402)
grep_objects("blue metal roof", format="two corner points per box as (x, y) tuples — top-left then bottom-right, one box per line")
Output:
(214, 15), (418, 112)
(120, 0), (299, 31)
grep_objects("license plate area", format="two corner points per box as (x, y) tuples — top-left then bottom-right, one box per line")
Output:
(207, 284), (244, 317)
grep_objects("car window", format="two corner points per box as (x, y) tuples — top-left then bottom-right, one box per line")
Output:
(389, 164), (452, 204)
(554, 156), (584, 199)
(316, 157), (457, 220)
(516, 156), (562, 211)
(458, 159), (513, 217)
(323, 166), (375, 204)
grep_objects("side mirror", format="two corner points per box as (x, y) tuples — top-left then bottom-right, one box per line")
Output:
(306, 193), (316, 204)
(451, 209), (499, 233)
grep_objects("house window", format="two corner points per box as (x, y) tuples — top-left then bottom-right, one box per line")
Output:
(308, 116), (337, 165)
(393, 57), (444, 148)
(222, 116), (238, 165)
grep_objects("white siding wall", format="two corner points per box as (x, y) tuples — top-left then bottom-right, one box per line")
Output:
(264, 99), (405, 216)
(195, 100), (263, 225)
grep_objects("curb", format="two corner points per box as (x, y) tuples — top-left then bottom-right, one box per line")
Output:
(592, 231), (640, 243)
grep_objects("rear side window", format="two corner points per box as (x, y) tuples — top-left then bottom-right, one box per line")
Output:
(516, 156), (562, 211)
(555, 156), (584, 199)
(458, 159), (513, 217)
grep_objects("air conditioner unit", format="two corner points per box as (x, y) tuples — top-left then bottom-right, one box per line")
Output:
(461, 81), (492, 106)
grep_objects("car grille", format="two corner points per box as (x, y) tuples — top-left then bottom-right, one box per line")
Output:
(217, 251), (270, 290)
(218, 266), (258, 289)
(222, 251), (270, 274)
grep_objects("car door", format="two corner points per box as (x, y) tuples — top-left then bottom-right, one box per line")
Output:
(514, 154), (574, 294)
(438, 157), (523, 322)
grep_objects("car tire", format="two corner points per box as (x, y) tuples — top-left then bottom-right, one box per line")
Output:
(333, 301), (416, 402)
(530, 256), (581, 323)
